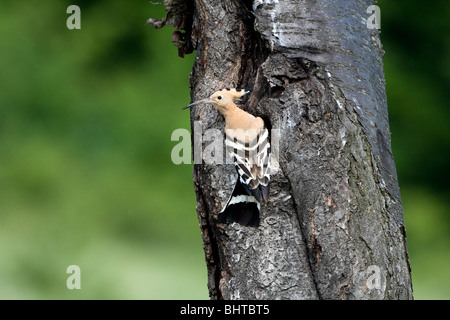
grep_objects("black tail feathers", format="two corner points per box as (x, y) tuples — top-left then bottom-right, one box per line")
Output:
(218, 201), (260, 227)
(218, 179), (261, 227)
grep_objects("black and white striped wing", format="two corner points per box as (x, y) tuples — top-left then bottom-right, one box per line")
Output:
(225, 128), (271, 202)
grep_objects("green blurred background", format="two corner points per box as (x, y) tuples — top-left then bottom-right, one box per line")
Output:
(0, 0), (448, 299)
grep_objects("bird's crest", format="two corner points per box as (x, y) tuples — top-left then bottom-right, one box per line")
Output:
(219, 88), (249, 101)
(183, 88), (249, 109)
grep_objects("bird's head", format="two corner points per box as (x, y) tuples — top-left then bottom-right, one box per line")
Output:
(183, 88), (249, 112)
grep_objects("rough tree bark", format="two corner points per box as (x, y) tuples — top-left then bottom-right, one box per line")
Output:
(152, 0), (413, 299)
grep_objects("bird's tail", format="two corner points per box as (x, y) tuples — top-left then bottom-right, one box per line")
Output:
(218, 179), (260, 227)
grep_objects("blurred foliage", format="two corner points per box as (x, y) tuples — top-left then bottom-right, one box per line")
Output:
(0, 0), (203, 299)
(379, 0), (450, 299)
(0, 0), (448, 299)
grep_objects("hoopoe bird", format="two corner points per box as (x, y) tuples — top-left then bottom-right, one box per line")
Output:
(184, 88), (271, 227)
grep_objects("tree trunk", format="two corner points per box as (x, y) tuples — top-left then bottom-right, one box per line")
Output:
(154, 0), (413, 299)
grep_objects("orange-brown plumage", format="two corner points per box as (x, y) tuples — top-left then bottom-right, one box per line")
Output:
(184, 88), (271, 227)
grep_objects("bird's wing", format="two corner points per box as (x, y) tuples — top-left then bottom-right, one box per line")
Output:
(225, 127), (271, 202)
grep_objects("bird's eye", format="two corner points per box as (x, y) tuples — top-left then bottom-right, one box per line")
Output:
(217, 96), (222, 100)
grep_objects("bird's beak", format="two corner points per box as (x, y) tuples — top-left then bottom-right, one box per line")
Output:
(182, 99), (214, 110)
